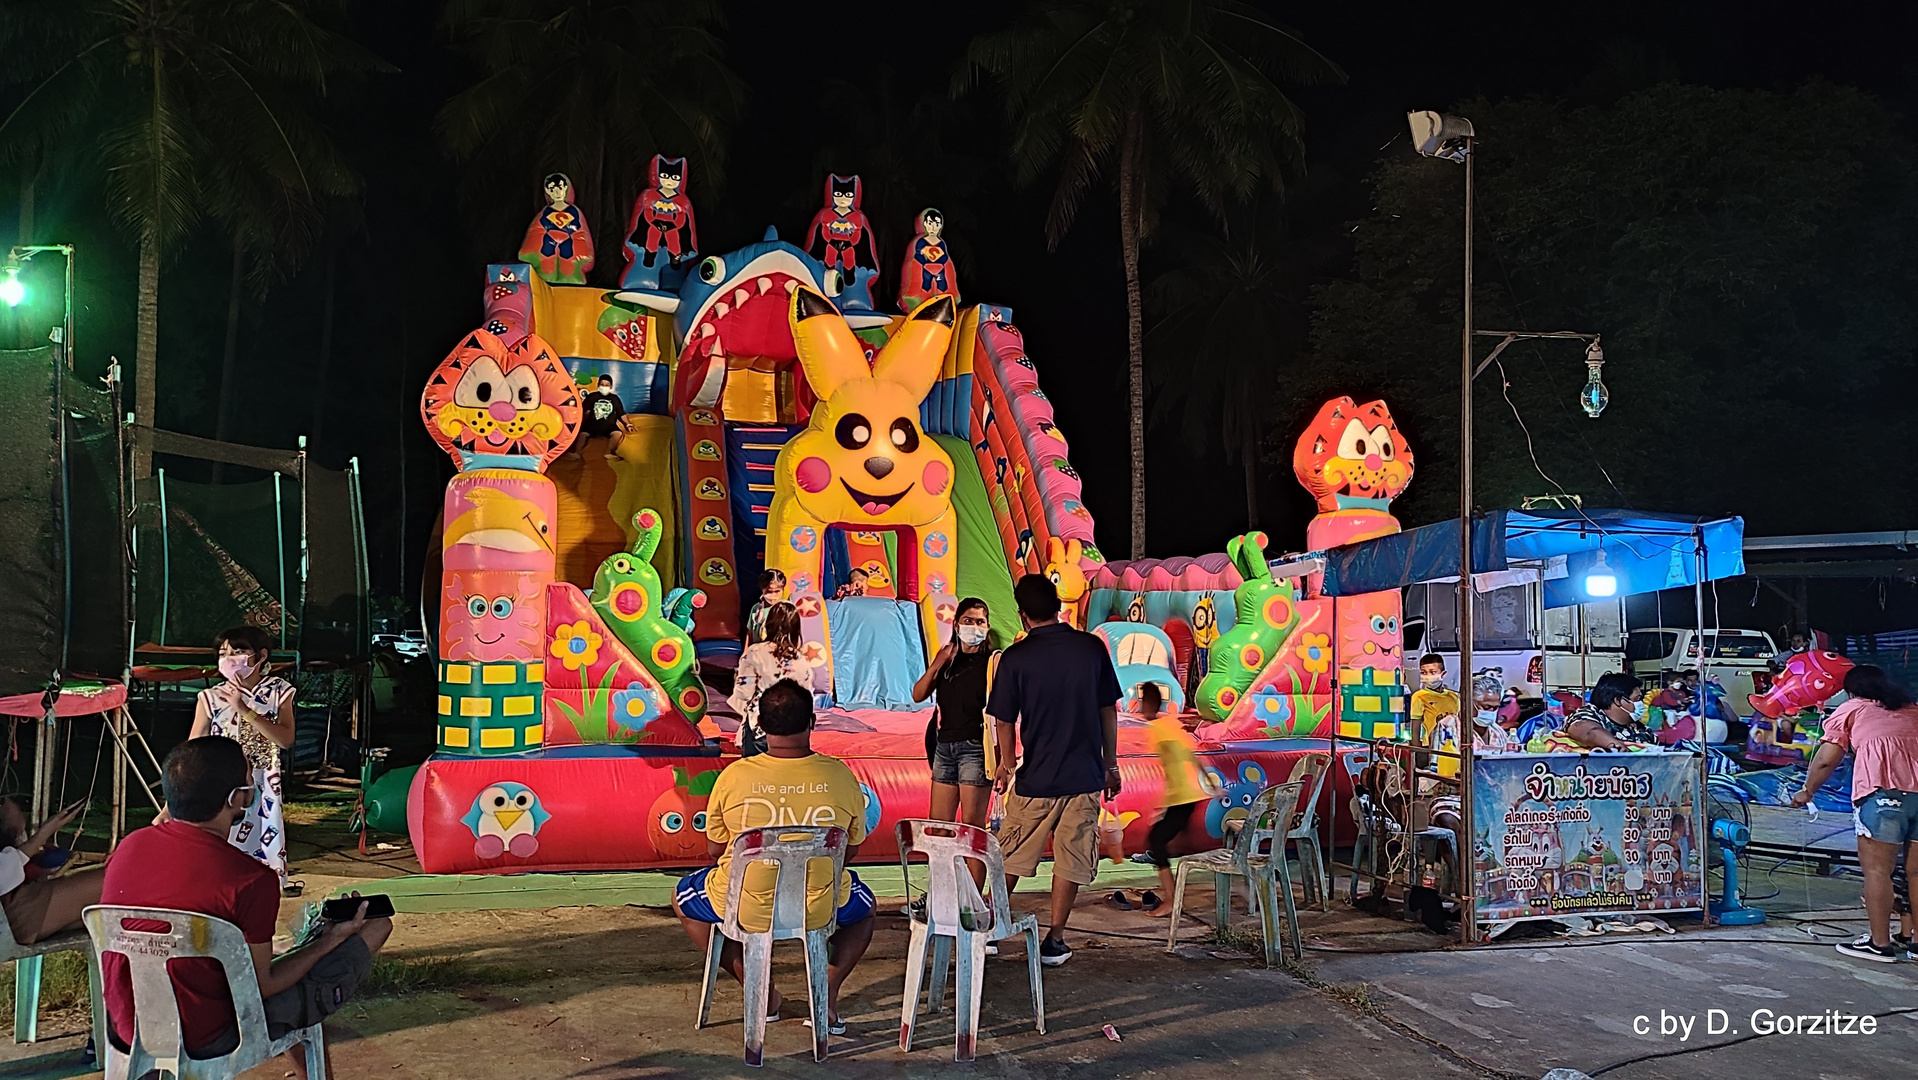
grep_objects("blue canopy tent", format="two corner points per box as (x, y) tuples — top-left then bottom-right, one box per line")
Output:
(1319, 509), (1745, 606)
(1316, 509), (1746, 935)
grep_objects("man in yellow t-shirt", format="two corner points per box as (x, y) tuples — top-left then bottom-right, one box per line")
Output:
(672, 680), (873, 1032)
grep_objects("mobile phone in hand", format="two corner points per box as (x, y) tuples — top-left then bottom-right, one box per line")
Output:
(320, 894), (395, 921)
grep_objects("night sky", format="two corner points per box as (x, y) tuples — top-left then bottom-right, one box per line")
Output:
(5, 0), (1913, 622)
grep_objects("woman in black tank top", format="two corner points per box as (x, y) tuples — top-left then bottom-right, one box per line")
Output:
(912, 597), (996, 830)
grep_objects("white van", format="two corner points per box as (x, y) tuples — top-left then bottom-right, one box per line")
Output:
(1402, 581), (1627, 697)
(1626, 628), (1778, 707)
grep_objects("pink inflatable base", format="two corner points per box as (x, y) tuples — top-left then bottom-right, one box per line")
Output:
(407, 739), (1360, 875)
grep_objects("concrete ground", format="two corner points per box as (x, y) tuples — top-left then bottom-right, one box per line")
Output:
(5, 873), (1913, 1080)
(4, 796), (1911, 1079)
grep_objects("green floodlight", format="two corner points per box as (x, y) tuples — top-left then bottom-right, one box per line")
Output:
(0, 262), (23, 307)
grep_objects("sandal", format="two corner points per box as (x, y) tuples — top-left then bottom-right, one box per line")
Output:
(802, 1016), (847, 1035)
(1139, 890), (1162, 911)
(1106, 891), (1133, 911)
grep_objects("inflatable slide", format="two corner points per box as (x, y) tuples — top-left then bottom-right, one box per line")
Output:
(405, 166), (1366, 874)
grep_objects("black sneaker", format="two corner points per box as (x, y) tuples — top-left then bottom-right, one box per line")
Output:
(1039, 936), (1072, 967)
(1835, 935), (1900, 963)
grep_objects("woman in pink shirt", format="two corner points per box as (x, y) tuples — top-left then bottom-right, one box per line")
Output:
(1792, 665), (1918, 963)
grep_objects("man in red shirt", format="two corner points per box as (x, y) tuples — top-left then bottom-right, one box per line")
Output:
(101, 736), (390, 1076)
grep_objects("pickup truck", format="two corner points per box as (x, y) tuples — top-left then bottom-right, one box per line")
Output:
(1626, 628), (1778, 710)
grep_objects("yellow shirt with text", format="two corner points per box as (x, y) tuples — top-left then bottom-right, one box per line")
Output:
(703, 752), (869, 932)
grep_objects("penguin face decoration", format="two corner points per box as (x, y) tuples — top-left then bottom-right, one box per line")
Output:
(422, 329), (581, 468)
(460, 781), (551, 859)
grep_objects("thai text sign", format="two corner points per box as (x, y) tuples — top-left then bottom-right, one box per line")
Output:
(1472, 752), (1704, 922)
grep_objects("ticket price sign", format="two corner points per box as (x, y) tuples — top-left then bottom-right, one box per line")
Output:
(1471, 752), (1705, 923)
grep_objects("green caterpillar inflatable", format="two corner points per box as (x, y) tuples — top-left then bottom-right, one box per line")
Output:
(1195, 531), (1298, 721)
(592, 508), (707, 723)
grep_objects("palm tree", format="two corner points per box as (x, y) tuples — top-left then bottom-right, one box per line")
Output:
(436, 0), (747, 263)
(0, 0), (385, 477)
(958, 0), (1342, 558)
(1145, 211), (1328, 530)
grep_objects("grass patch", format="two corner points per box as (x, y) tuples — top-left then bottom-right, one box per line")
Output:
(283, 799), (355, 828)
(2, 952), (539, 1027)
(1201, 924), (1268, 954)
(357, 954), (538, 998)
(2, 952), (95, 1024)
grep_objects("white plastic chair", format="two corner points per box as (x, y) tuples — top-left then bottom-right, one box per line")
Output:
(693, 826), (847, 1067)
(894, 819), (1045, 1061)
(81, 904), (325, 1080)
(1283, 752), (1334, 912)
(1164, 779), (1306, 965)
(1, 895), (104, 1046)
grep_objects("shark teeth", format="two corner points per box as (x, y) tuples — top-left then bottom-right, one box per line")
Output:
(699, 322), (716, 338)
(758, 277), (774, 294)
(733, 288), (751, 306)
(783, 280), (799, 294)
(714, 302), (730, 319)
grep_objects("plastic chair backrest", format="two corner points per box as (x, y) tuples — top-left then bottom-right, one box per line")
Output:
(718, 826), (849, 940)
(1284, 752), (1332, 833)
(82, 905), (267, 1064)
(895, 819), (1008, 937)
(0, 899), (22, 957)
(1340, 746), (1371, 777)
(1232, 780), (1304, 869)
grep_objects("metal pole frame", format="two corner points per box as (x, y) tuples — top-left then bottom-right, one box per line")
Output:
(1458, 138), (1479, 943)
(157, 467), (171, 646)
(274, 471), (287, 650)
(1694, 527), (1712, 925)
(297, 438), (309, 673)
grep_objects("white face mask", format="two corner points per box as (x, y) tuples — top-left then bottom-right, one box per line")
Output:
(1476, 709), (1499, 726)
(956, 625), (988, 647)
(1629, 699), (1646, 721)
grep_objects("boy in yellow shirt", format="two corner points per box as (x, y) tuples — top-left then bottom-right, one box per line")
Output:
(1140, 683), (1221, 917)
(672, 679), (873, 1033)
(1409, 653), (1464, 779)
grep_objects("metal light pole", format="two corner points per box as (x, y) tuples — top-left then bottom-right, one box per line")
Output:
(4, 243), (77, 369)
(1409, 110), (1479, 938)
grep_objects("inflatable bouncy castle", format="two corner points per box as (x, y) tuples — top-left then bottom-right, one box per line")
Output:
(406, 167), (1402, 873)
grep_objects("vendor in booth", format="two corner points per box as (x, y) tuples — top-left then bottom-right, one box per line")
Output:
(1543, 672), (1656, 751)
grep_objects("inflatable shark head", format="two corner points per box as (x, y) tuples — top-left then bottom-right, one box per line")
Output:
(668, 228), (892, 411)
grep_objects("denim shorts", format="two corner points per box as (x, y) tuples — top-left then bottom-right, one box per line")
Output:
(930, 739), (989, 787)
(673, 867), (874, 927)
(1855, 788), (1918, 845)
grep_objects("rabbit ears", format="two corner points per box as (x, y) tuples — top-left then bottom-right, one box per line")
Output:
(1046, 537), (1082, 566)
(791, 285), (955, 401)
(1225, 530), (1273, 582)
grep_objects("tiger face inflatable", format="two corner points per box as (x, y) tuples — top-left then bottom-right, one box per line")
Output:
(1292, 397), (1414, 514)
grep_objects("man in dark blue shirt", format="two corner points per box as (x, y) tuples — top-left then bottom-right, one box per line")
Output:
(987, 574), (1122, 966)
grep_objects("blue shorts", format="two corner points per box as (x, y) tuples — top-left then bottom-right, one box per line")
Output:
(673, 866), (875, 927)
(931, 739), (989, 787)
(1855, 788), (1918, 845)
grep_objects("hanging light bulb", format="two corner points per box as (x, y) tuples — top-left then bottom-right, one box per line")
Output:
(1584, 548), (1617, 597)
(0, 261), (23, 308)
(1580, 339), (1608, 418)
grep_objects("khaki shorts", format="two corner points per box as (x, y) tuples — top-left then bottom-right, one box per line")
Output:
(998, 791), (1102, 885)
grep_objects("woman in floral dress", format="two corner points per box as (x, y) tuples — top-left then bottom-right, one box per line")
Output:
(191, 626), (297, 893)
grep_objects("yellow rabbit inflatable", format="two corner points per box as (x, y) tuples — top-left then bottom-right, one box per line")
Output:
(1045, 536), (1089, 628)
(765, 286), (960, 656)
